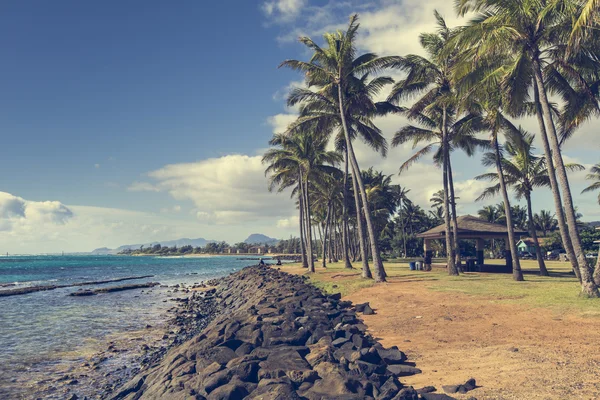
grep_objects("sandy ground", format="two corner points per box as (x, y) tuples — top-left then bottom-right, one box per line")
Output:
(283, 266), (600, 400)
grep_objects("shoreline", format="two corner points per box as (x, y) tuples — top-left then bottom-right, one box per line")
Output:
(107, 265), (448, 399)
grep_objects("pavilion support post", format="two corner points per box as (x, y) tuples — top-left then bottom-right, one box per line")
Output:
(476, 239), (484, 267)
(505, 239), (512, 270)
(424, 239), (433, 271)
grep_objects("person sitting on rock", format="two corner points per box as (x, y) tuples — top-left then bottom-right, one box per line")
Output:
(276, 258), (282, 266)
(258, 258), (265, 266)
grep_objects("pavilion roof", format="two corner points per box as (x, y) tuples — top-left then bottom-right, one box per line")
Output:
(416, 215), (528, 239)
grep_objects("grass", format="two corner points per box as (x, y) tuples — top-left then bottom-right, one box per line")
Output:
(282, 259), (600, 317)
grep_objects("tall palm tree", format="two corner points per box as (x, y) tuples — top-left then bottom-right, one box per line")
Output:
(389, 12), (488, 275)
(473, 96), (524, 281)
(475, 128), (553, 275)
(263, 131), (341, 273)
(279, 15), (399, 282)
(454, 0), (599, 295)
(582, 163), (600, 205)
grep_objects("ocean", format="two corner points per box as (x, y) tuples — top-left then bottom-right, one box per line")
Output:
(0, 254), (265, 398)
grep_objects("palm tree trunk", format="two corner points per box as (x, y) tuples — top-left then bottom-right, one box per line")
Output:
(442, 107), (458, 275)
(352, 170), (372, 279)
(493, 136), (523, 281)
(338, 84), (385, 282)
(447, 155), (461, 269)
(399, 201), (407, 258)
(321, 210), (328, 269)
(533, 61), (598, 295)
(595, 250), (600, 286)
(300, 173), (315, 273)
(342, 149), (353, 269)
(298, 189), (308, 268)
(525, 192), (549, 276)
(331, 204), (338, 262)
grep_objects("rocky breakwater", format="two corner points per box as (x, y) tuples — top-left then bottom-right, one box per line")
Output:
(110, 265), (452, 400)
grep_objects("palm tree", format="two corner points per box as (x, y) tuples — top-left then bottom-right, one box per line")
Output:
(454, 0), (599, 295)
(534, 210), (559, 237)
(393, 186), (412, 258)
(279, 15), (399, 282)
(475, 128), (553, 275)
(475, 99), (524, 281)
(263, 130), (341, 273)
(582, 163), (600, 205)
(389, 12), (488, 275)
(311, 170), (344, 268)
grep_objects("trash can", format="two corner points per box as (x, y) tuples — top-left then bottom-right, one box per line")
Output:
(409, 262), (416, 270)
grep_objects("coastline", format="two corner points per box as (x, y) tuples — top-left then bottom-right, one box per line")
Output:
(108, 265), (439, 400)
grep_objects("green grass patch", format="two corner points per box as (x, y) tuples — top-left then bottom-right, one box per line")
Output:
(283, 259), (600, 317)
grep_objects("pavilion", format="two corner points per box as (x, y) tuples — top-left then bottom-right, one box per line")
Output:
(417, 215), (528, 271)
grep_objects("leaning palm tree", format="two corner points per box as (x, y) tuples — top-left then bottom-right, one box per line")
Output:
(279, 14), (399, 282)
(582, 163), (600, 205)
(389, 12), (488, 275)
(475, 128), (555, 276)
(454, 0), (598, 295)
(263, 130), (341, 273)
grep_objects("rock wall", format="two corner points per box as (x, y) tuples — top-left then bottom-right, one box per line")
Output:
(109, 265), (445, 400)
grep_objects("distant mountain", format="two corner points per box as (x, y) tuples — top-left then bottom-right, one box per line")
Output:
(244, 234), (279, 245)
(91, 238), (215, 255)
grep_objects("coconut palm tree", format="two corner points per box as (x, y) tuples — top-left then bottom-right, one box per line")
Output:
(454, 0), (599, 295)
(263, 130), (341, 273)
(279, 15), (399, 282)
(311, 170), (344, 268)
(475, 128), (553, 275)
(472, 97), (524, 281)
(389, 12), (489, 275)
(582, 163), (600, 205)
(534, 210), (559, 237)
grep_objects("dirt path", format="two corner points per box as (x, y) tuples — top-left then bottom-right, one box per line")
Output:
(341, 276), (600, 399)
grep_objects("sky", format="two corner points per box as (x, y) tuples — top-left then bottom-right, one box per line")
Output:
(1, 0), (598, 254)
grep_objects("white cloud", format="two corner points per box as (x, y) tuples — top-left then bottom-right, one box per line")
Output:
(94, 163), (100, 169)
(137, 154), (297, 225)
(0, 192), (74, 237)
(266, 113), (298, 134)
(262, 0), (307, 22)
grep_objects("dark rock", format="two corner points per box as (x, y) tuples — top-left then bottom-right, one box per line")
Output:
(442, 385), (460, 394)
(421, 393), (458, 400)
(393, 387), (420, 400)
(110, 265), (423, 400)
(377, 346), (406, 365)
(387, 365), (422, 377)
(362, 304), (375, 315)
(417, 386), (437, 394)
(464, 378), (477, 391)
(332, 337), (350, 347)
(329, 293), (342, 301)
(206, 380), (250, 400)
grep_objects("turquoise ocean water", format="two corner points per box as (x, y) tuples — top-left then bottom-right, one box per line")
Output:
(0, 255), (263, 397)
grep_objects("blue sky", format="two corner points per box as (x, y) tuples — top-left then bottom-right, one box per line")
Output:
(1, 0), (598, 253)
